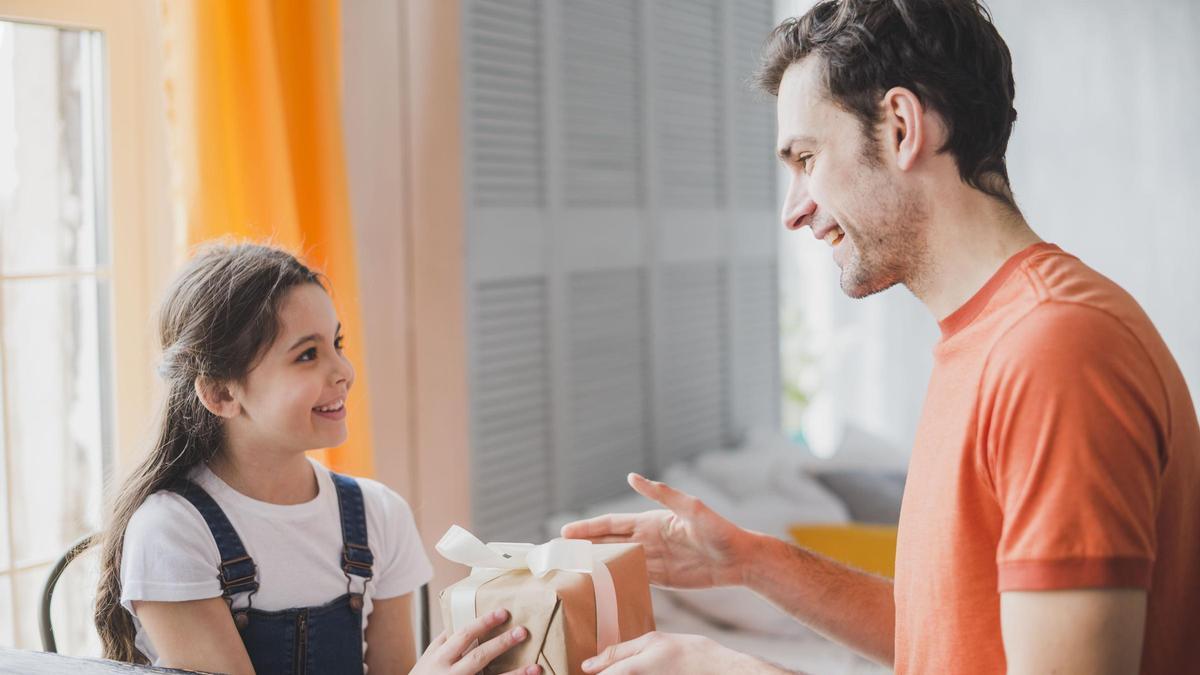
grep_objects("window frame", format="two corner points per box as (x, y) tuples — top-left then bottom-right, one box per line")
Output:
(0, 0), (180, 474)
(0, 0), (180, 650)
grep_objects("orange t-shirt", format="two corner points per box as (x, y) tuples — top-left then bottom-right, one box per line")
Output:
(893, 243), (1200, 674)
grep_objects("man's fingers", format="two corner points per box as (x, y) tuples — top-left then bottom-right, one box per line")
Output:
(627, 473), (698, 514)
(581, 632), (660, 673)
(457, 625), (530, 674)
(441, 608), (510, 660)
(585, 535), (639, 545)
(561, 513), (638, 539)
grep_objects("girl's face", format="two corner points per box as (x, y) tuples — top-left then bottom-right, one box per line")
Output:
(228, 283), (355, 454)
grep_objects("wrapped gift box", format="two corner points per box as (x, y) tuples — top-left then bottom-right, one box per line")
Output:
(437, 526), (656, 675)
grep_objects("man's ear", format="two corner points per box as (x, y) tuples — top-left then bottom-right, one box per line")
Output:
(880, 86), (928, 172)
(194, 376), (241, 418)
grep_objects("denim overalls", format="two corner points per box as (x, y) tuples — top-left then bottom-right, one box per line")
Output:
(169, 472), (375, 674)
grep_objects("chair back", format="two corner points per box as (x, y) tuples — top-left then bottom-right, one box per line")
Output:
(40, 533), (97, 653)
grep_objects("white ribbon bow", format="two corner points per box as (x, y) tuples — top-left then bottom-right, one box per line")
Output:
(436, 525), (620, 653)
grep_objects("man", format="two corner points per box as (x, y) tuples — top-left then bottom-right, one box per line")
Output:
(563, 1), (1200, 673)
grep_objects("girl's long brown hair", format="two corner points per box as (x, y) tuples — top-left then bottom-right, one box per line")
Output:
(94, 243), (323, 663)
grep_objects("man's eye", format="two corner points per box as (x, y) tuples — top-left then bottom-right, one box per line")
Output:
(298, 347), (317, 362)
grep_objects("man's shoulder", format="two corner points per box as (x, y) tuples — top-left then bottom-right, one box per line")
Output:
(1020, 247), (1149, 320)
(985, 248), (1157, 361)
(987, 296), (1147, 377)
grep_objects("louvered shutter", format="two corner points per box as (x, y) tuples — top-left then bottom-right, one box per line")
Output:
(468, 0), (544, 207)
(733, 0), (777, 208)
(562, 0), (642, 208)
(564, 268), (648, 508)
(655, 262), (727, 466)
(463, 0), (780, 541)
(654, 0), (724, 209)
(465, 0), (553, 542)
(725, 0), (781, 443)
(469, 280), (552, 543)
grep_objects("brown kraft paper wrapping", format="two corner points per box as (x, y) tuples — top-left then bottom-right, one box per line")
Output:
(439, 543), (656, 675)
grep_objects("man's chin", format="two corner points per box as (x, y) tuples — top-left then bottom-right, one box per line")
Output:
(840, 267), (899, 299)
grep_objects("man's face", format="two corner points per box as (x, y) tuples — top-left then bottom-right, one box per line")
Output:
(776, 57), (928, 298)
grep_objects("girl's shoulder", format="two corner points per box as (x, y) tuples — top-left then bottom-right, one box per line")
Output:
(322, 468), (415, 524)
(123, 488), (218, 567)
(128, 486), (209, 533)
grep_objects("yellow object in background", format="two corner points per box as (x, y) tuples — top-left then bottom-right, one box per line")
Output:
(161, 0), (374, 477)
(789, 524), (899, 578)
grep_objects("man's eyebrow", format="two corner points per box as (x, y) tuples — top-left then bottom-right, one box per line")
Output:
(776, 135), (817, 160)
(287, 323), (341, 351)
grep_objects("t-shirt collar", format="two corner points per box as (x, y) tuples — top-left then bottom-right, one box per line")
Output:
(938, 242), (1060, 339)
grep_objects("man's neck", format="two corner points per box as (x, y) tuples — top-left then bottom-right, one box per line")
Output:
(208, 431), (318, 505)
(909, 187), (1041, 320)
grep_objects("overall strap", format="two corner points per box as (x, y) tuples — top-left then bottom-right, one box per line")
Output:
(330, 472), (374, 580)
(167, 479), (260, 598)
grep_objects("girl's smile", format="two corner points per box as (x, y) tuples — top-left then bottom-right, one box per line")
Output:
(313, 398), (347, 421)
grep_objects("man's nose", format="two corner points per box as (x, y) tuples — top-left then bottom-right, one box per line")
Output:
(782, 194), (817, 231)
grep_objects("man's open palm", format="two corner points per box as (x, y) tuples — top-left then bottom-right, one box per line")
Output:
(560, 473), (747, 589)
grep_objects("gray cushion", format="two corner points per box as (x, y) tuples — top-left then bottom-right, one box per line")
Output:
(813, 470), (906, 525)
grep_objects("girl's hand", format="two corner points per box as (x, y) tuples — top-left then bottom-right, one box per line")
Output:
(411, 609), (542, 675)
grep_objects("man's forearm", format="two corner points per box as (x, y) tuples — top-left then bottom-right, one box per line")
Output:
(737, 531), (895, 667)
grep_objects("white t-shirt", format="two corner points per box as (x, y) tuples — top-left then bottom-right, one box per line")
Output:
(120, 457), (433, 665)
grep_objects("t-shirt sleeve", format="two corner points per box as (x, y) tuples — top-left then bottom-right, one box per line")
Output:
(979, 301), (1169, 592)
(362, 480), (434, 600)
(120, 491), (223, 612)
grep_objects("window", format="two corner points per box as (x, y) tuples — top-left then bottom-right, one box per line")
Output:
(0, 0), (174, 653)
(0, 18), (111, 653)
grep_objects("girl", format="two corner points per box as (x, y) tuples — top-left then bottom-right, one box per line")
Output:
(93, 243), (539, 675)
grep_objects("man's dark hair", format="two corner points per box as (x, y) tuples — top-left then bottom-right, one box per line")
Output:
(756, 0), (1018, 208)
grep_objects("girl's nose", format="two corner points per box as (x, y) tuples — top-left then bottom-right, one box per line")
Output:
(331, 354), (354, 387)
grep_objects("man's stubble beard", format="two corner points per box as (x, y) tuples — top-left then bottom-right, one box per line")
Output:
(838, 166), (930, 299)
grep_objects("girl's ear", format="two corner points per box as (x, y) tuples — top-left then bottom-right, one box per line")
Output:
(194, 376), (241, 418)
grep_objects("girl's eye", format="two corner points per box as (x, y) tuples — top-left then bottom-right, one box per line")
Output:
(298, 347), (318, 362)
(798, 154), (814, 173)
(334, 335), (345, 351)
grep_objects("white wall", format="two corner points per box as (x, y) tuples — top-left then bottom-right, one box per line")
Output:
(778, 0), (1200, 458)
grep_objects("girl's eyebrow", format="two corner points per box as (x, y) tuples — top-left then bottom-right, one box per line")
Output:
(287, 334), (320, 351)
(287, 323), (342, 351)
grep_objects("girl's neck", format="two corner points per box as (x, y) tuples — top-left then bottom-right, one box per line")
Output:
(208, 443), (319, 505)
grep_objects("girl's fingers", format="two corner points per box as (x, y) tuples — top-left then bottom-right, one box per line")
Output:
(440, 609), (510, 660)
(498, 666), (543, 675)
(426, 629), (449, 654)
(454, 624), (530, 674)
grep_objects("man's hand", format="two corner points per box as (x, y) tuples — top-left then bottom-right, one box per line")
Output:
(580, 632), (791, 675)
(560, 473), (750, 589)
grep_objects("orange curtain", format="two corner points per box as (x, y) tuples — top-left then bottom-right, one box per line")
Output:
(161, 0), (374, 477)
